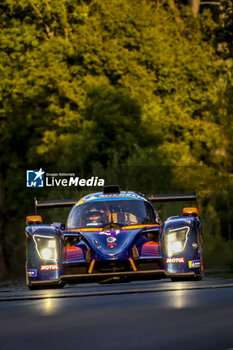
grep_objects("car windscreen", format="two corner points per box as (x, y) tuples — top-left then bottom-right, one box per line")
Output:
(67, 199), (157, 229)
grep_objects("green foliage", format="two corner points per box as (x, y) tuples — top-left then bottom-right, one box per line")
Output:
(0, 0), (233, 276)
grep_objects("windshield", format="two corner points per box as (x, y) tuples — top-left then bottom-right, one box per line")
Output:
(67, 199), (157, 229)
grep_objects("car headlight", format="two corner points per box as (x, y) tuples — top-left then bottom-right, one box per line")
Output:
(164, 226), (190, 256)
(33, 235), (58, 261)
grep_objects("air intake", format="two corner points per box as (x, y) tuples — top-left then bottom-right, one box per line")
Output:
(103, 185), (121, 194)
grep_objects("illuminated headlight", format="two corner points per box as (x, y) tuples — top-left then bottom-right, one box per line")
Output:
(41, 248), (53, 260)
(33, 235), (58, 261)
(164, 226), (190, 256)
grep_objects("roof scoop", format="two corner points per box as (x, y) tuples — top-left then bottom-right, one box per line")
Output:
(103, 185), (120, 194)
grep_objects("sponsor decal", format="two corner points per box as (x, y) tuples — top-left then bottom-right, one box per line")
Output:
(86, 196), (98, 201)
(97, 193), (143, 199)
(188, 260), (201, 268)
(94, 240), (101, 249)
(26, 170), (105, 188)
(107, 243), (117, 248)
(27, 269), (37, 277)
(26, 169), (45, 187)
(99, 232), (111, 236)
(31, 226), (45, 231)
(166, 257), (185, 263)
(40, 264), (59, 271)
(99, 230), (120, 236)
(107, 237), (117, 243)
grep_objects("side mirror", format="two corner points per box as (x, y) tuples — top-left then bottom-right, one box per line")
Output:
(183, 207), (198, 217)
(52, 222), (65, 230)
(26, 215), (43, 225)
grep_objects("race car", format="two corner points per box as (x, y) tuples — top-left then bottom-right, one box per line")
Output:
(25, 185), (204, 289)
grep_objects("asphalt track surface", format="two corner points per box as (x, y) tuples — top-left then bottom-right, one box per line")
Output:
(1, 277), (233, 350)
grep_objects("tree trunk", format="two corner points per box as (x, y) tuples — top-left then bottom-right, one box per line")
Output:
(188, 0), (200, 16)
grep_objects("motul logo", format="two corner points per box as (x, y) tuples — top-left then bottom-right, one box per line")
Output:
(40, 264), (59, 271)
(166, 257), (185, 263)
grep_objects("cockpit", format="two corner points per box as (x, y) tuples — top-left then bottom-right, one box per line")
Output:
(67, 199), (158, 229)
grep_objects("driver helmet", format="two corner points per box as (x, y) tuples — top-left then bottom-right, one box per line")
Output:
(84, 209), (106, 225)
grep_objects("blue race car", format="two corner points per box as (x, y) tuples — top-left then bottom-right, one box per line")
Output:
(25, 185), (204, 289)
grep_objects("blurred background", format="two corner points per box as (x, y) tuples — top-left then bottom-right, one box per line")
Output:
(0, 0), (232, 279)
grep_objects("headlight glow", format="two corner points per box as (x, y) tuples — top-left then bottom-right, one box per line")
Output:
(169, 241), (183, 253)
(164, 226), (190, 256)
(167, 233), (176, 242)
(41, 248), (53, 260)
(33, 235), (58, 261)
(48, 240), (56, 248)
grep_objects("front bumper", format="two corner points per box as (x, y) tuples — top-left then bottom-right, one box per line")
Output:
(29, 269), (198, 286)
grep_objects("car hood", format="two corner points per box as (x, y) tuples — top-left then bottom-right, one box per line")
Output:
(80, 228), (142, 260)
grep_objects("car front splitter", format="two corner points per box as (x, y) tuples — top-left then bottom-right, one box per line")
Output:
(29, 270), (197, 286)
